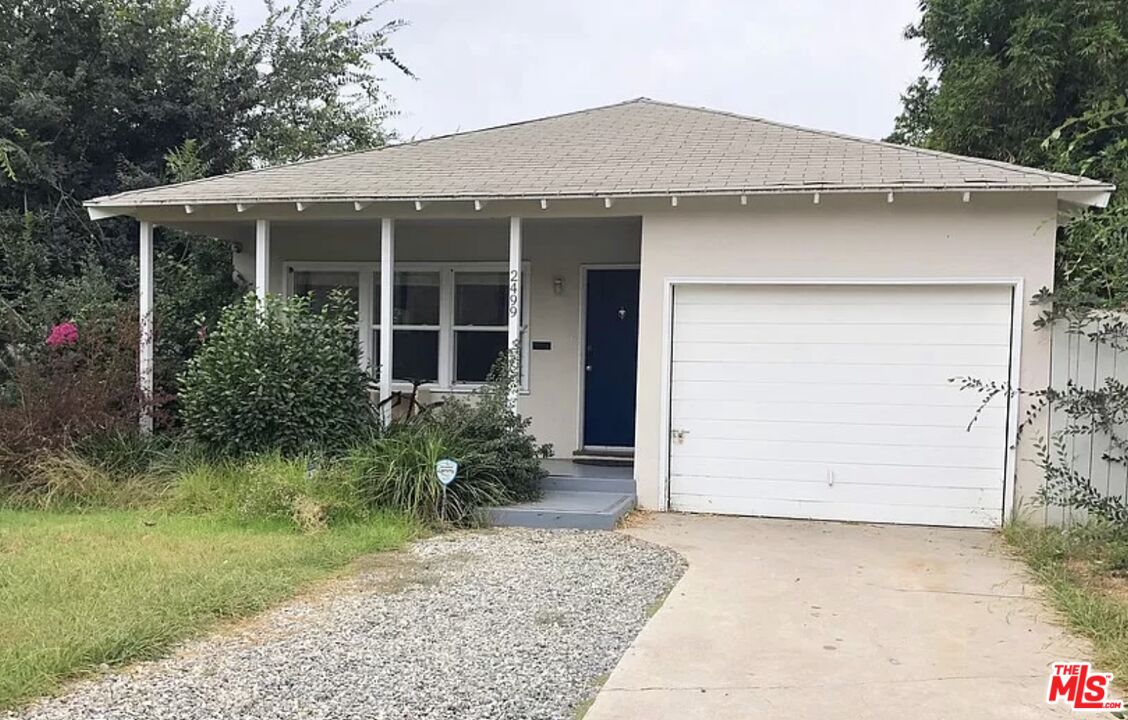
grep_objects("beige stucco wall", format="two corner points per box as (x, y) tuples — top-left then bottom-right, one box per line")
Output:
(235, 217), (641, 456)
(633, 192), (1059, 515)
(227, 192), (1059, 523)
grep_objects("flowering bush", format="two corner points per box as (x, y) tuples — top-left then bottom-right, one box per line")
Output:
(46, 322), (79, 347)
(0, 309), (142, 488)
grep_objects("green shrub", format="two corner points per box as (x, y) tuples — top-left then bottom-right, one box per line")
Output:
(347, 424), (510, 524)
(169, 452), (368, 531)
(179, 292), (373, 457)
(428, 352), (551, 501)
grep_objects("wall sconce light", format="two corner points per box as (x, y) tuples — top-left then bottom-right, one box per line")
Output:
(553, 276), (565, 296)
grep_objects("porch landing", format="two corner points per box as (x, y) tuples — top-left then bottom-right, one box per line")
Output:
(486, 460), (636, 530)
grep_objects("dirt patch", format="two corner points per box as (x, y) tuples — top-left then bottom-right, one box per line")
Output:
(618, 510), (655, 529)
(173, 551), (442, 655)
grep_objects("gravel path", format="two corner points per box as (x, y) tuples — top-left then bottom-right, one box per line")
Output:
(6, 528), (686, 720)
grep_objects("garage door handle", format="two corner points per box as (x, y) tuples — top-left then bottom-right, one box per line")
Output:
(672, 429), (689, 443)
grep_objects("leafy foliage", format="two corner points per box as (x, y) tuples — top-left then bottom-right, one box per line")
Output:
(1043, 104), (1128, 309)
(178, 292), (373, 457)
(889, 0), (1128, 167)
(890, 0), (1128, 307)
(429, 349), (551, 501)
(0, 0), (409, 398)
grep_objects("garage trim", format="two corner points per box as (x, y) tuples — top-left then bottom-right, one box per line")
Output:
(656, 277), (1024, 523)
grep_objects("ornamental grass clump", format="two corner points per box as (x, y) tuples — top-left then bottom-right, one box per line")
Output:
(179, 292), (374, 457)
(347, 424), (510, 525)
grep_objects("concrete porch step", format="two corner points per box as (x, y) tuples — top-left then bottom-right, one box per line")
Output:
(540, 474), (637, 494)
(486, 490), (636, 530)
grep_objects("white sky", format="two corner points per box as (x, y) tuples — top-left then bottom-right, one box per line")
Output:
(228, 0), (926, 142)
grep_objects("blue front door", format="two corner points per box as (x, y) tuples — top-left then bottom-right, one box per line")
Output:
(582, 268), (640, 448)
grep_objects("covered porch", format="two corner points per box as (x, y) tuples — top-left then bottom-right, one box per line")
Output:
(136, 213), (642, 459)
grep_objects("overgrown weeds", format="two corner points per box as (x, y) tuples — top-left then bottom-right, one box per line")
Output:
(1005, 523), (1128, 689)
(170, 452), (370, 531)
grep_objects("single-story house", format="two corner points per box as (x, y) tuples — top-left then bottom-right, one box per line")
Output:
(86, 98), (1114, 528)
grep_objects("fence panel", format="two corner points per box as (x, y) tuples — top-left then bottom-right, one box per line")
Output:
(1049, 321), (1128, 524)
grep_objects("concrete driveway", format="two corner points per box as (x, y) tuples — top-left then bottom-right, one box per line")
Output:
(585, 514), (1093, 720)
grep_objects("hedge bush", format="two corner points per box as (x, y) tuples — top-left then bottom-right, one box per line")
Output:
(179, 292), (372, 456)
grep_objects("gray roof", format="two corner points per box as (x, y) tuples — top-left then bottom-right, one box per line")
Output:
(87, 98), (1112, 208)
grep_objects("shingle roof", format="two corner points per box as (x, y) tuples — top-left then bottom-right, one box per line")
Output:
(86, 98), (1112, 208)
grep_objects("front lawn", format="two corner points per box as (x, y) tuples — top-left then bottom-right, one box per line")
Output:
(1005, 523), (1128, 690)
(0, 508), (417, 710)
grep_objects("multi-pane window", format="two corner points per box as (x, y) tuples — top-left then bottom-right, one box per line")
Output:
(373, 271), (441, 383)
(292, 270), (359, 312)
(288, 262), (527, 389)
(453, 271), (509, 383)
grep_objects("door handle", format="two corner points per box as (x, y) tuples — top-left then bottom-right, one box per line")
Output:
(585, 365), (592, 372)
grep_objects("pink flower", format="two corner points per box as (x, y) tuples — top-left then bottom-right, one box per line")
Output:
(46, 321), (79, 347)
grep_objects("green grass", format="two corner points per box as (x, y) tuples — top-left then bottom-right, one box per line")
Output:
(0, 508), (418, 710)
(1005, 523), (1128, 689)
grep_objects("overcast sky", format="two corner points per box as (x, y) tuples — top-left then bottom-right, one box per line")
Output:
(229, 0), (927, 142)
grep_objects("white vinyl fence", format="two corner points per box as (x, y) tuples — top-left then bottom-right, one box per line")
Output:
(1047, 321), (1128, 524)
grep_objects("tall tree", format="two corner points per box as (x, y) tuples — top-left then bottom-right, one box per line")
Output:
(889, 0), (1128, 168)
(890, 0), (1128, 307)
(0, 0), (409, 384)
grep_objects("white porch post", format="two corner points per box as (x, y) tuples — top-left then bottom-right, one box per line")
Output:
(138, 220), (154, 433)
(255, 219), (271, 301)
(507, 216), (522, 404)
(379, 218), (395, 421)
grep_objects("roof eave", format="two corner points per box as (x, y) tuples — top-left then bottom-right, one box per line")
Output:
(84, 183), (1116, 219)
(1057, 187), (1115, 209)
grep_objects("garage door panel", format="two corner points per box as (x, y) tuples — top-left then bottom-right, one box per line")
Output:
(675, 284), (1008, 306)
(671, 398), (1007, 428)
(673, 341), (1011, 367)
(671, 476), (999, 509)
(673, 321), (1008, 347)
(675, 301), (1014, 326)
(671, 380), (998, 407)
(668, 283), (1013, 528)
(670, 456), (1003, 489)
(679, 418), (1003, 448)
(669, 494), (999, 529)
(674, 438), (1002, 470)
(672, 361), (1008, 386)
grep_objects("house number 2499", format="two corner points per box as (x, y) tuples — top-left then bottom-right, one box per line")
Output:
(508, 269), (520, 318)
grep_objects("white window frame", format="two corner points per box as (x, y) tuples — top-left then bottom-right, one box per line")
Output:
(285, 260), (531, 393)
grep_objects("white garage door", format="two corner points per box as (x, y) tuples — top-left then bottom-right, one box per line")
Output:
(668, 284), (1014, 528)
